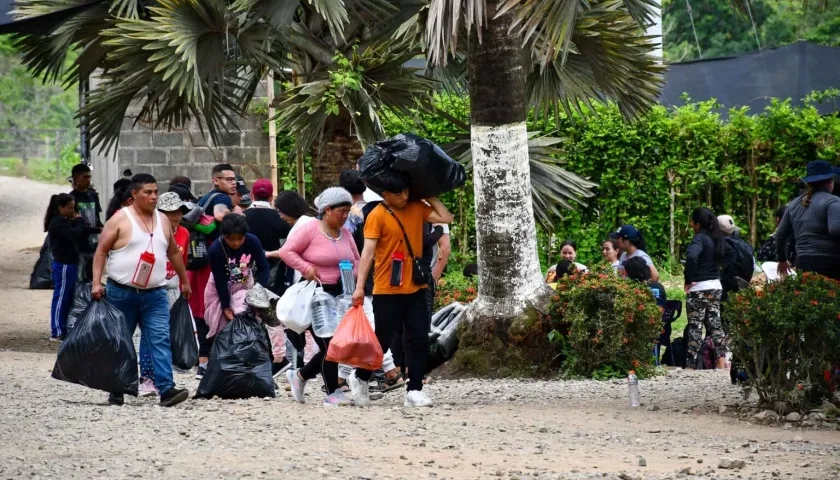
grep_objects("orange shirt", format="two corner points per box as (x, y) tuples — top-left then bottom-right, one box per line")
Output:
(364, 201), (432, 295)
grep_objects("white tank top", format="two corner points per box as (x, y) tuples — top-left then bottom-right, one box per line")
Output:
(107, 208), (169, 288)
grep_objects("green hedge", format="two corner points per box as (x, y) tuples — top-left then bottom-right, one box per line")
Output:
(381, 94), (840, 270)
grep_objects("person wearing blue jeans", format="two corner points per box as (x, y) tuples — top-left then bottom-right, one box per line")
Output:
(91, 173), (191, 407)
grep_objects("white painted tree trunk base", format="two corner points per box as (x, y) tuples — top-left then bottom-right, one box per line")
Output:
(468, 122), (551, 321)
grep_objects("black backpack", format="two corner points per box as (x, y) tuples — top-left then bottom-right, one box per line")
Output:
(722, 236), (754, 292)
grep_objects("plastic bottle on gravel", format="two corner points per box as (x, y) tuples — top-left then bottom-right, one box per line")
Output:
(628, 370), (640, 408)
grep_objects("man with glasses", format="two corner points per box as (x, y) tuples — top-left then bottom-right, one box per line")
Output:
(190, 163), (237, 379)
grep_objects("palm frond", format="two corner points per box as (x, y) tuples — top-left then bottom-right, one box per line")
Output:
(11, 0), (110, 83)
(527, 0), (665, 121)
(444, 132), (595, 226)
(276, 38), (435, 154)
(425, 0), (485, 65)
(496, 0), (580, 68)
(305, 0), (349, 41)
(82, 0), (291, 153)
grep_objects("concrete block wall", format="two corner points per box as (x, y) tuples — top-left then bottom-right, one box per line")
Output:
(116, 115), (270, 198)
(91, 76), (270, 203)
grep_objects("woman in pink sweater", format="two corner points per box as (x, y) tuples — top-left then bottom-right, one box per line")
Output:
(279, 187), (360, 407)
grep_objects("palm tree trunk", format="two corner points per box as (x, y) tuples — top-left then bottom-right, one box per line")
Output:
(455, 0), (554, 374)
(310, 107), (363, 194)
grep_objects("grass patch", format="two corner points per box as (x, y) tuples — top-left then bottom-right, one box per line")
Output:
(0, 156), (74, 185)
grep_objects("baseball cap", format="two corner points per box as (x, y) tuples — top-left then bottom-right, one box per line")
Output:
(168, 183), (197, 202)
(251, 179), (273, 199)
(235, 175), (250, 195)
(617, 224), (640, 239)
(157, 192), (190, 213)
(717, 215), (739, 235)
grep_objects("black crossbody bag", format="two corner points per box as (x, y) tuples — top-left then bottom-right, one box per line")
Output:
(381, 204), (431, 287)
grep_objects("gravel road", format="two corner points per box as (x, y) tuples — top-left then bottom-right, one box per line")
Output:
(1, 176), (839, 480)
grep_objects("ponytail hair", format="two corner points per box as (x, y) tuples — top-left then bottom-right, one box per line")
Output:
(44, 193), (74, 232)
(691, 206), (726, 262)
(106, 186), (133, 221)
(802, 179), (833, 207)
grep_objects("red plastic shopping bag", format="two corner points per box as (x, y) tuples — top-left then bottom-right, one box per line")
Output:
(326, 305), (383, 370)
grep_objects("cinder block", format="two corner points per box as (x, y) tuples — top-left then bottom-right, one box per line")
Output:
(168, 148), (191, 166)
(120, 131), (152, 148)
(135, 148), (168, 166)
(243, 130), (269, 148)
(152, 132), (186, 148)
(193, 148), (222, 166)
(151, 165), (181, 183)
(225, 147), (259, 166)
(118, 148), (136, 167)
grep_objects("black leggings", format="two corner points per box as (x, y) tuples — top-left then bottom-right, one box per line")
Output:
(389, 282), (435, 372)
(285, 283), (342, 394)
(356, 289), (431, 391)
(195, 317), (214, 358)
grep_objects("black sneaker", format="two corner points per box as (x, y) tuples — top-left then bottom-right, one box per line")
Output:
(195, 365), (206, 380)
(160, 387), (189, 407)
(108, 393), (124, 406)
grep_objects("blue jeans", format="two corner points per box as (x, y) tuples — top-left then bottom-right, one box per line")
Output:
(106, 280), (175, 394)
(50, 262), (78, 338)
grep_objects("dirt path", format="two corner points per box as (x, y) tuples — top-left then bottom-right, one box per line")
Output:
(0, 177), (838, 480)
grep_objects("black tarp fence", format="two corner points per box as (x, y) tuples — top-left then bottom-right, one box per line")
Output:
(660, 41), (840, 118)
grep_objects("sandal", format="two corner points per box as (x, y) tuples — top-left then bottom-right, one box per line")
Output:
(380, 373), (406, 393)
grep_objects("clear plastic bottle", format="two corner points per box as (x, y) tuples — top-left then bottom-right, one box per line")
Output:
(628, 370), (640, 407)
(310, 289), (339, 337)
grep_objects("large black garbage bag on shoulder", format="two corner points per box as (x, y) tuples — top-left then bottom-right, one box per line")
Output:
(195, 311), (275, 399)
(52, 299), (139, 396)
(67, 283), (92, 332)
(359, 134), (466, 199)
(29, 238), (53, 290)
(170, 297), (199, 371)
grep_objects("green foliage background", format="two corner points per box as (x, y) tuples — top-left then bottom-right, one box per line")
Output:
(375, 94), (839, 270)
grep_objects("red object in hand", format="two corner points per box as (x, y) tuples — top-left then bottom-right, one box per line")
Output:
(326, 306), (383, 370)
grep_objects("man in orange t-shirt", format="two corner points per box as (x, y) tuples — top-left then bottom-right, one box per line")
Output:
(351, 186), (453, 408)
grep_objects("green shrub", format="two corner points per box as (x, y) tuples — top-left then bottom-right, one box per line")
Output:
(434, 270), (478, 312)
(726, 273), (840, 409)
(545, 267), (663, 378)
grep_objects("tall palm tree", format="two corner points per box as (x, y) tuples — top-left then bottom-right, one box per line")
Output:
(423, 0), (664, 353)
(9, 0), (433, 190)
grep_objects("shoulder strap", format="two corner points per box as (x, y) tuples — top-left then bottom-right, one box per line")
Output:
(199, 192), (221, 210)
(379, 203), (417, 259)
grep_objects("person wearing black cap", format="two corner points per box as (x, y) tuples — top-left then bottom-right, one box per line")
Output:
(232, 175), (250, 212)
(615, 225), (660, 282)
(776, 160), (840, 280)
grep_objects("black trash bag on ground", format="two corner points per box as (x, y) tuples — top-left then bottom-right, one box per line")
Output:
(29, 238), (53, 290)
(195, 311), (275, 399)
(67, 283), (92, 332)
(426, 303), (466, 374)
(359, 134), (466, 200)
(52, 299), (139, 396)
(170, 297), (199, 371)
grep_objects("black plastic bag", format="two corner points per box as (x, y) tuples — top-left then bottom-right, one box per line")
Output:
(67, 283), (92, 332)
(52, 299), (139, 396)
(195, 311), (275, 399)
(29, 238), (53, 290)
(359, 134), (466, 200)
(170, 297), (199, 371)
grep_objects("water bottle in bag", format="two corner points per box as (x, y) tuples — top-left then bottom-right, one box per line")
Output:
(310, 287), (339, 337)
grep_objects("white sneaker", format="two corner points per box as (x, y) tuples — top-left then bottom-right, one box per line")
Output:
(138, 378), (158, 397)
(348, 372), (370, 407)
(404, 390), (433, 408)
(287, 369), (307, 404)
(323, 389), (354, 407)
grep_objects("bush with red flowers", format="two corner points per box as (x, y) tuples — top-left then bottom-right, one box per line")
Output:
(434, 271), (478, 312)
(545, 266), (662, 378)
(726, 272), (840, 409)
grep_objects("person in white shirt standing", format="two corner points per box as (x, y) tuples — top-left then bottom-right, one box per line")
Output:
(92, 173), (192, 407)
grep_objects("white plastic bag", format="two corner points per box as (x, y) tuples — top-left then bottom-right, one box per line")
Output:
(276, 281), (317, 333)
